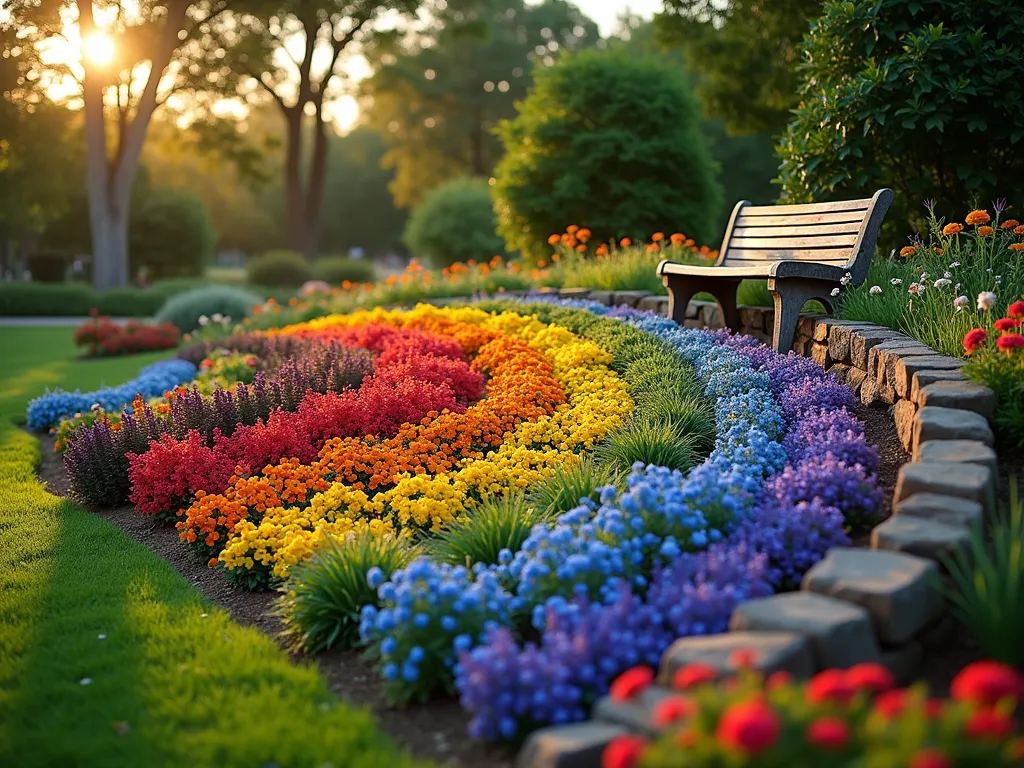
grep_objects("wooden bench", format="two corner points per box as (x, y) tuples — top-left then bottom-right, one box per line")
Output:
(657, 189), (894, 352)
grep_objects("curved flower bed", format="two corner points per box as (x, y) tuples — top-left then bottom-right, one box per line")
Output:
(43, 299), (883, 745)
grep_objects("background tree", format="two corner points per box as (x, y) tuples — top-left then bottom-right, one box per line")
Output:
(360, 0), (598, 208)
(493, 48), (724, 262)
(656, 0), (821, 136)
(403, 176), (503, 268)
(319, 126), (407, 256)
(4, 0), (236, 289)
(776, 0), (1024, 230)
(207, 0), (420, 260)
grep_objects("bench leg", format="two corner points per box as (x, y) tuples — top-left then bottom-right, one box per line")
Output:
(768, 278), (836, 353)
(662, 275), (742, 331)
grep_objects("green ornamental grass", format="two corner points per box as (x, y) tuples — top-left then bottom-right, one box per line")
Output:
(527, 456), (621, 518)
(595, 415), (701, 475)
(944, 479), (1024, 669)
(277, 532), (417, 653)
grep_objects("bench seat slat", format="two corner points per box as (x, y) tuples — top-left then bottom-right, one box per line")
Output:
(732, 222), (863, 238)
(657, 261), (847, 280)
(723, 246), (853, 262)
(740, 199), (873, 216)
(728, 234), (858, 249)
(735, 211), (868, 227)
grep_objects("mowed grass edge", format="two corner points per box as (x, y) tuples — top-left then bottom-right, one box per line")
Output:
(0, 327), (425, 768)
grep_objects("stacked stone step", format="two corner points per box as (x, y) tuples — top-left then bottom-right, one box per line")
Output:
(517, 548), (948, 768)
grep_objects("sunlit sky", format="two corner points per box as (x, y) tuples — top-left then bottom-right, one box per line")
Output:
(22, 0), (667, 132)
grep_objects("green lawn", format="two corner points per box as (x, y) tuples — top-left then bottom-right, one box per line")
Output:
(0, 328), (424, 767)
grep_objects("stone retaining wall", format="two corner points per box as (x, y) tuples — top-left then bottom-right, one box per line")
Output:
(514, 288), (1001, 768)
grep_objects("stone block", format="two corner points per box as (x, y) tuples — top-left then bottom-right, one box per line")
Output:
(847, 368), (868, 395)
(894, 399), (917, 451)
(587, 290), (614, 306)
(828, 323), (879, 364)
(798, 314), (828, 339)
(812, 317), (874, 343)
(871, 515), (970, 564)
(740, 307), (769, 333)
(879, 380), (897, 405)
(685, 300), (700, 319)
(870, 342), (937, 383)
(859, 377), (881, 406)
(801, 548), (943, 646)
(916, 381), (996, 419)
(894, 492), (983, 528)
(517, 722), (628, 768)
(911, 370), (967, 403)
(701, 304), (722, 328)
(729, 593), (881, 669)
(893, 356), (964, 400)
(558, 288), (591, 298)
(637, 295), (670, 316)
(913, 406), (994, 450)
(593, 686), (677, 737)
(882, 642), (923, 686)
(811, 342), (832, 367)
(827, 363), (852, 385)
(851, 329), (911, 371)
(658, 632), (816, 685)
(894, 461), (994, 513)
(792, 337), (810, 356)
(612, 290), (651, 308)
(913, 440), (998, 478)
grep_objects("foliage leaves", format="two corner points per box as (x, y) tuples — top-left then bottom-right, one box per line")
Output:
(403, 177), (505, 268)
(493, 48), (724, 262)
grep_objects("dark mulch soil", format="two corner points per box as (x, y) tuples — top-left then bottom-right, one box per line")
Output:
(32, 433), (512, 768)
(28, 409), (1021, 759)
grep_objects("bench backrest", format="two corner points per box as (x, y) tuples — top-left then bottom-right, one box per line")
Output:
(715, 189), (894, 283)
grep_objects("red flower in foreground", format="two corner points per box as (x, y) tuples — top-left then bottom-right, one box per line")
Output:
(765, 670), (793, 691)
(996, 333), (1024, 353)
(965, 708), (1015, 741)
(963, 328), (988, 353)
(805, 716), (849, 751)
(716, 699), (781, 754)
(652, 696), (697, 728)
(952, 661), (1024, 707)
(602, 735), (647, 768)
(1009, 301), (1024, 319)
(872, 689), (909, 719)
(610, 667), (654, 702)
(909, 748), (952, 768)
(995, 317), (1023, 332)
(806, 669), (855, 705)
(845, 663), (895, 695)
(729, 648), (758, 669)
(672, 663), (718, 690)
(924, 698), (945, 719)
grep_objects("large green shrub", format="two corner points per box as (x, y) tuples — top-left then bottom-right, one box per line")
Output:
(128, 186), (215, 279)
(493, 49), (724, 262)
(154, 285), (263, 333)
(0, 282), (94, 315)
(93, 288), (167, 317)
(246, 250), (313, 288)
(776, 0), (1024, 228)
(402, 178), (506, 268)
(312, 256), (376, 285)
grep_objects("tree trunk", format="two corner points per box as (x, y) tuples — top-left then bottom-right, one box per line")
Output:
(90, 207), (129, 290)
(302, 107), (329, 260)
(283, 108), (307, 257)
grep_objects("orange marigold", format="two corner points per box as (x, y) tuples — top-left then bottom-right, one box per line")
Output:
(965, 210), (991, 225)
(899, 245), (917, 257)
(619, 237), (631, 247)
(670, 233), (685, 245)
(978, 226), (994, 236)
(942, 223), (963, 236)
(548, 234), (561, 245)
(1001, 219), (1019, 229)
(576, 244), (586, 253)
(566, 225), (579, 234)
(1015, 225), (1024, 235)
(1009, 243), (1024, 251)
(651, 232), (665, 242)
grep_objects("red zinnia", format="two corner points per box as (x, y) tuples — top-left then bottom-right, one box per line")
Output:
(872, 689), (909, 719)
(952, 661), (1024, 707)
(924, 698), (945, 719)
(806, 669), (855, 705)
(909, 748), (952, 768)
(672, 663), (718, 690)
(963, 328), (988, 353)
(609, 666), (654, 702)
(715, 699), (781, 754)
(765, 670), (793, 692)
(996, 333), (1024, 352)
(652, 696), (697, 728)
(965, 708), (1014, 741)
(729, 648), (759, 669)
(995, 317), (1023, 332)
(1009, 301), (1024, 319)
(845, 663), (895, 695)
(805, 716), (849, 750)
(602, 735), (647, 768)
